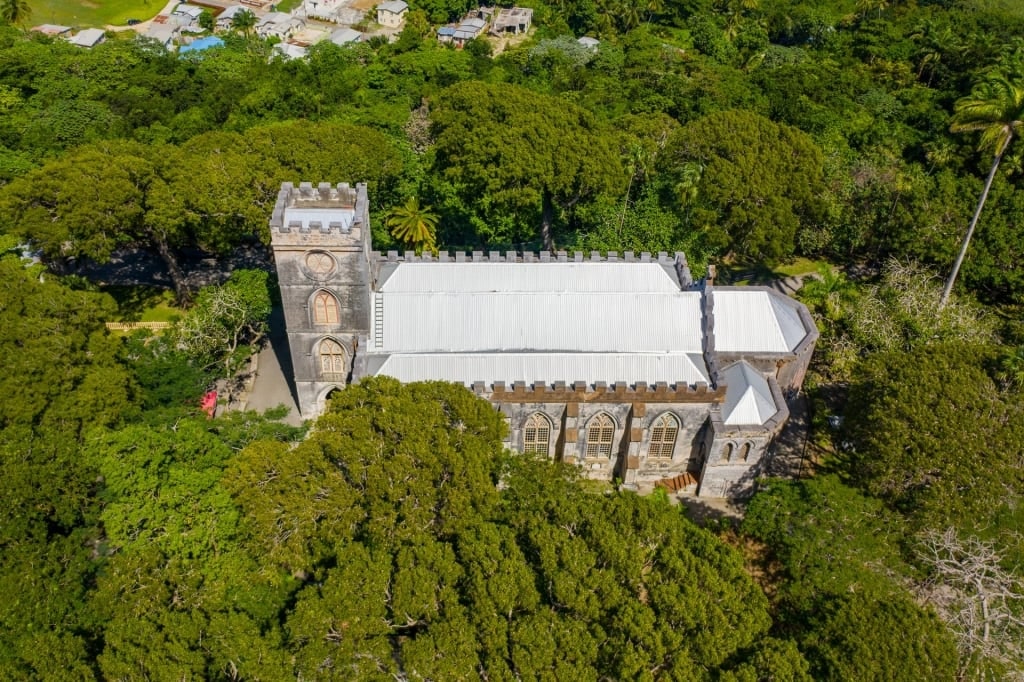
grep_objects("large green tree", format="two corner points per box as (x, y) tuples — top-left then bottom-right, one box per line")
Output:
(661, 109), (826, 262)
(743, 476), (959, 681)
(227, 378), (780, 679)
(843, 344), (1024, 529)
(430, 82), (623, 249)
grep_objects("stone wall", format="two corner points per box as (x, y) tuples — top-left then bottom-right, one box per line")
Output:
(270, 182), (371, 417)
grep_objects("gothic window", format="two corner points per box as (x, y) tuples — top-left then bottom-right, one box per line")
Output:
(647, 413), (679, 458)
(319, 338), (347, 376)
(523, 413), (552, 456)
(739, 442), (752, 462)
(305, 251), (335, 276)
(585, 413), (615, 458)
(313, 291), (340, 325)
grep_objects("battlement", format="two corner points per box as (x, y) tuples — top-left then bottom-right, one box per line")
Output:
(371, 248), (690, 271)
(269, 182), (366, 236)
(481, 379), (725, 403)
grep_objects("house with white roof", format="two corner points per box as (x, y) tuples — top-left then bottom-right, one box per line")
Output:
(273, 42), (309, 60)
(376, 0), (408, 28)
(216, 5), (249, 30)
(268, 182), (818, 500)
(257, 12), (305, 39)
(329, 27), (363, 46)
(146, 23), (179, 50)
(68, 28), (107, 48)
(171, 3), (205, 27)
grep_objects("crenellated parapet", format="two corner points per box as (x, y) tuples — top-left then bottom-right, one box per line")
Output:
(480, 379), (726, 403)
(269, 182), (365, 236)
(369, 249), (690, 266)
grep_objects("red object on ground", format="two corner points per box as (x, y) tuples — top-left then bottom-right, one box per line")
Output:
(201, 390), (217, 418)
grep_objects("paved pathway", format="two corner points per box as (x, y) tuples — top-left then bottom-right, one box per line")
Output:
(236, 307), (304, 426)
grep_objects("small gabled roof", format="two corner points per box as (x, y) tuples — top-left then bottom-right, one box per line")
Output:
(173, 3), (205, 17)
(721, 362), (777, 426)
(147, 23), (179, 44)
(216, 5), (248, 21)
(577, 36), (599, 48)
(712, 288), (810, 354)
(377, 0), (408, 13)
(259, 11), (292, 25)
(329, 27), (363, 44)
(68, 28), (106, 47)
(274, 42), (308, 59)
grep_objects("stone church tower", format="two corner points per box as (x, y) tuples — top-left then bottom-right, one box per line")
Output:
(268, 182), (372, 415)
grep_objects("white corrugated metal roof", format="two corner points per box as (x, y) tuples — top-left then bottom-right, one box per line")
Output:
(377, 0), (408, 12)
(368, 352), (709, 386)
(378, 262), (682, 293)
(69, 28), (106, 46)
(372, 290), (704, 353)
(722, 362), (776, 425)
(330, 27), (362, 44)
(712, 289), (808, 353)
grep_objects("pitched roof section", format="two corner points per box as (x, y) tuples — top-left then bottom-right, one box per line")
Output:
(377, 262), (682, 294)
(370, 262), (702, 355)
(712, 289), (810, 353)
(368, 352), (710, 386)
(721, 362), (777, 426)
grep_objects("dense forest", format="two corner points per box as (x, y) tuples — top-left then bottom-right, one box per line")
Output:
(2, 0), (1024, 678)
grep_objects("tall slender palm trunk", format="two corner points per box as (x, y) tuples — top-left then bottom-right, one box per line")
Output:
(939, 150), (1004, 308)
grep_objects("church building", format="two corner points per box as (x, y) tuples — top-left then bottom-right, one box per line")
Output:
(269, 182), (817, 499)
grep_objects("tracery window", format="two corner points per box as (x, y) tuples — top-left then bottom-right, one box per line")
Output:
(305, 251), (335, 276)
(647, 414), (679, 458)
(313, 291), (340, 325)
(523, 413), (552, 456)
(585, 413), (615, 458)
(319, 338), (347, 376)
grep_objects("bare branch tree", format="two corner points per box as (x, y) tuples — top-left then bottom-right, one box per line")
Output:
(915, 527), (1024, 676)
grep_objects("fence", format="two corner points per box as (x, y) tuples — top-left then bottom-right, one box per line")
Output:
(104, 321), (172, 331)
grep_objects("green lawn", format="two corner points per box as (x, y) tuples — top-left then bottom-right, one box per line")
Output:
(104, 285), (183, 323)
(721, 257), (830, 286)
(28, 0), (164, 29)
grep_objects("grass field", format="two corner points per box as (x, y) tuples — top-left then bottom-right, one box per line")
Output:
(104, 285), (183, 323)
(28, 0), (163, 28)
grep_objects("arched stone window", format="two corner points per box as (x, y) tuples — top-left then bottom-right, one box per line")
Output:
(585, 413), (615, 458)
(523, 412), (552, 456)
(319, 338), (347, 377)
(313, 290), (340, 325)
(647, 413), (679, 458)
(721, 442), (734, 463)
(739, 442), (752, 462)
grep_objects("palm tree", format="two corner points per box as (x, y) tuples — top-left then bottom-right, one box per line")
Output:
(0, 0), (31, 27)
(387, 197), (438, 254)
(940, 73), (1024, 307)
(231, 9), (257, 37)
